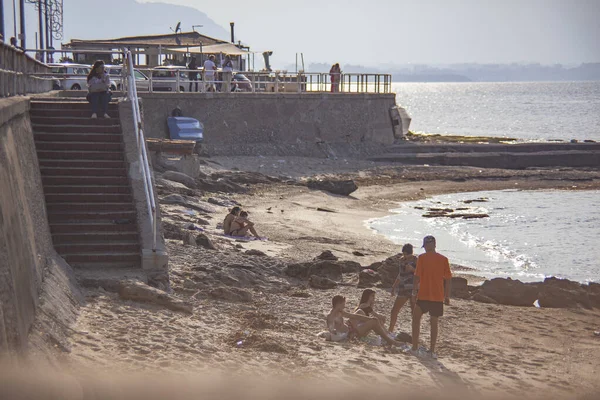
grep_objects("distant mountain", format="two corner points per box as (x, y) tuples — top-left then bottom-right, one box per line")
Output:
(60, 0), (229, 44)
(284, 62), (600, 82)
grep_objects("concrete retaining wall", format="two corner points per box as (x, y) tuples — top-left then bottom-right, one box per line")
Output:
(0, 97), (54, 352)
(139, 93), (397, 156)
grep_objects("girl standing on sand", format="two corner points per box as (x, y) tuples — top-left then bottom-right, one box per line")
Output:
(389, 243), (418, 333)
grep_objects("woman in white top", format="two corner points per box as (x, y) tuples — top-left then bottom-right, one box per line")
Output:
(86, 60), (112, 118)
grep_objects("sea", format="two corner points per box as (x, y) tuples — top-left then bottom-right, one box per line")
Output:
(392, 81), (600, 142)
(368, 81), (600, 283)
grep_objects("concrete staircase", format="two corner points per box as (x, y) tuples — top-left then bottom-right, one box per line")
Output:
(30, 99), (141, 268)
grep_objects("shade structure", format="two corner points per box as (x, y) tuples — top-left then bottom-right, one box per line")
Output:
(166, 43), (252, 55)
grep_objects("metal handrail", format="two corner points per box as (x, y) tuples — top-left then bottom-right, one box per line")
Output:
(131, 68), (392, 94)
(123, 50), (157, 251)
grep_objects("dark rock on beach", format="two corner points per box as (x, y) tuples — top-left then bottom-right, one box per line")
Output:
(358, 269), (381, 288)
(477, 278), (538, 307)
(309, 275), (338, 289)
(315, 250), (338, 261)
(162, 171), (198, 189)
(537, 277), (593, 309)
(306, 179), (358, 196)
(160, 194), (217, 214)
(285, 260), (343, 281)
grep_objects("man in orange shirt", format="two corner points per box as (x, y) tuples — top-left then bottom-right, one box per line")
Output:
(410, 235), (452, 358)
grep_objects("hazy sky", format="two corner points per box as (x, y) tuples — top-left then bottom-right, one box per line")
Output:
(3, 0), (599, 66)
(136, 0), (600, 66)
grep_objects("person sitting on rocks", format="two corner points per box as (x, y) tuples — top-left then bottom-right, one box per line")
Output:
(223, 206), (241, 235)
(230, 211), (260, 238)
(389, 243), (418, 333)
(325, 295), (403, 346)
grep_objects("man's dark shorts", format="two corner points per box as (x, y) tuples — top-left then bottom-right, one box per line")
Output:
(416, 300), (444, 317)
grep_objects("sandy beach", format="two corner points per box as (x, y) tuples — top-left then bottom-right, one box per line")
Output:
(29, 157), (600, 399)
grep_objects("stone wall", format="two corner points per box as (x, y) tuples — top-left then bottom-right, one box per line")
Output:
(0, 97), (54, 352)
(139, 92), (397, 156)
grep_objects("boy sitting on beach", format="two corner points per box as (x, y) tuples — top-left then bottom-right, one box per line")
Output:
(325, 295), (405, 346)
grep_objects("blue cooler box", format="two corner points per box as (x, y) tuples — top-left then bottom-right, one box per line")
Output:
(167, 117), (204, 142)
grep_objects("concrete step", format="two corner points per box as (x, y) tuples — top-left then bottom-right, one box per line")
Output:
(46, 202), (135, 213)
(45, 193), (133, 203)
(50, 222), (137, 233)
(31, 101), (119, 110)
(37, 150), (124, 160)
(42, 175), (129, 186)
(387, 142), (600, 154)
(61, 252), (141, 268)
(34, 133), (123, 143)
(31, 109), (120, 118)
(54, 242), (139, 254)
(41, 167), (127, 177)
(38, 159), (126, 169)
(48, 210), (136, 223)
(32, 124), (122, 134)
(43, 185), (131, 194)
(31, 116), (120, 126)
(35, 141), (123, 152)
(52, 232), (139, 244)
(369, 150), (600, 169)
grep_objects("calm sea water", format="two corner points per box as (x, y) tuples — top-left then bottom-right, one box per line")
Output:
(393, 81), (600, 142)
(369, 190), (600, 283)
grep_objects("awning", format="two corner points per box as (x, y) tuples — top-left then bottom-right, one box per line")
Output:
(165, 43), (251, 55)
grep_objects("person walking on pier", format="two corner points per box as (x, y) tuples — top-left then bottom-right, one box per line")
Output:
(86, 60), (112, 119)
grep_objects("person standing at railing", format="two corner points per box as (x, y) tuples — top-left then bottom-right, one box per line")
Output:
(330, 63), (341, 93)
(203, 55), (217, 92)
(187, 56), (199, 92)
(86, 60), (112, 119)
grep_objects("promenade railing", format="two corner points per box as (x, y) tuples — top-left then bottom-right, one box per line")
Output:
(0, 42), (54, 97)
(132, 68), (392, 94)
(123, 50), (157, 252)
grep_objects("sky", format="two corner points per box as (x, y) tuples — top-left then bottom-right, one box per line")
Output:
(138, 0), (600, 66)
(3, 0), (599, 67)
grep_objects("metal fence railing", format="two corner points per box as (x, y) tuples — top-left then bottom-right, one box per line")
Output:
(16, 47), (392, 95)
(0, 42), (55, 97)
(130, 68), (393, 95)
(123, 50), (157, 252)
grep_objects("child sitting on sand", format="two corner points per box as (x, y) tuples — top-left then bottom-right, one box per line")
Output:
(230, 211), (261, 238)
(324, 295), (405, 346)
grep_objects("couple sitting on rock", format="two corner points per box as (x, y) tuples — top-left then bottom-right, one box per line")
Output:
(324, 289), (410, 347)
(223, 206), (261, 239)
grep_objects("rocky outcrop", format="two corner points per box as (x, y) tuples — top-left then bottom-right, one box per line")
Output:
(118, 281), (193, 314)
(315, 250), (338, 261)
(451, 277), (470, 299)
(376, 257), (400, 288)
(159, 194), (217, 213)
(162, 171), (197, 189)
(209, 287), (253, 302)
(309, 275), (338, 289)
(358, 269), (380, 288)
(285, 260), (343, 281)
(537, 277), (593, 309)
(306, 179), (358, 196)
(476, 278), (538, 307)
